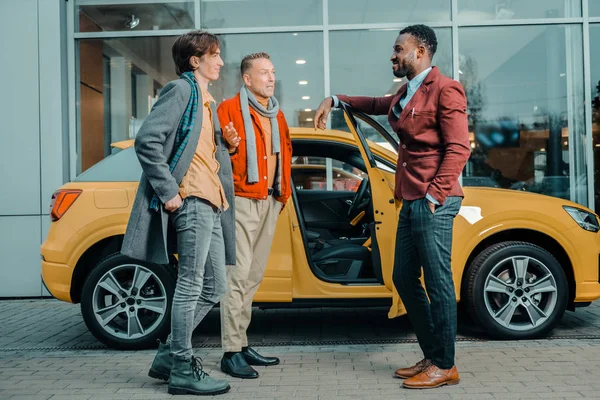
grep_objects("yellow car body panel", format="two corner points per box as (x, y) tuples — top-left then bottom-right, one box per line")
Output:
(41, 129), (600, 319)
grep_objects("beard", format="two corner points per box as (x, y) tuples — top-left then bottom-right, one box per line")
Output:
(392, 51), (416, 78)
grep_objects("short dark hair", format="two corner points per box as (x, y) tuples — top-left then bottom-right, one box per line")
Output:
(172, 30), (220, 76)
(399, 24), (438, 59)
(240, 52), (271, 76)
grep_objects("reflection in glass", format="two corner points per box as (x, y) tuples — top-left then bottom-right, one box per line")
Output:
(329, 28), (451, 136)
(77, 36), (179, 173)
(77, 33), (324, 173)
(460, 25), (587, 204)
(457, 0), (581, 22)
(76, 1), (195, 32)
(201, 0), (322, 29)
(328, 0), (450, 24)
(589, 26), (600, 210)
(214, 32), (324, 128)
(292, 156), (366, 192)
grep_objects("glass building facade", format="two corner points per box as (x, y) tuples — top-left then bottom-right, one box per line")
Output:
(70, 0), (600, 210)
(0, 0), (599, 297)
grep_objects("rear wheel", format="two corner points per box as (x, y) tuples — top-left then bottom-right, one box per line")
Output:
(465, 241), (568, 339)
(81, 253), (176, 350)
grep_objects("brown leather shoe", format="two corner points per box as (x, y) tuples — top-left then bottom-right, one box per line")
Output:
(393, 358), (431, 379)
(402, 364), (460, 389)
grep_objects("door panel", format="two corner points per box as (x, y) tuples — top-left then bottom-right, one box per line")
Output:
(296, 190), (354, 229)
(340, 106), (403, 316)
(295, 190), (367, 240)
(255, 203), (294, 302)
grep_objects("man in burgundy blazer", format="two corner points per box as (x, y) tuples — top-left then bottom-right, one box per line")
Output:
(315, 25), (470, 389)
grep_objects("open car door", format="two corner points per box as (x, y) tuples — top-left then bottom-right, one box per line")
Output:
(339, 104), (407, 318)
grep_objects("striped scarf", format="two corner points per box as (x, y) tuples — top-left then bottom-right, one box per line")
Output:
(149, 71), (199, 211)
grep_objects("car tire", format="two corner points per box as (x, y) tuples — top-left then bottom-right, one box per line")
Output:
(81, 253), (176, 350)
(465, 241), (568, 339)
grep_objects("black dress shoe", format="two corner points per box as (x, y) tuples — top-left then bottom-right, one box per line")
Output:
(220, 352), (259, 379)
(242, 347), (280, 366)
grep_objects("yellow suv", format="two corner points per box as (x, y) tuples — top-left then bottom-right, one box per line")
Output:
(41, 107), (600, 349)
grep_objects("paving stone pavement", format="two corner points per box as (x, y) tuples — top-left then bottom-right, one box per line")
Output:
(1, 299), (599, 399)
(1, 341), (600, 399)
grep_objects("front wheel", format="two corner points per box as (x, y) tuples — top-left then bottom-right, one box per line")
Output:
(465, 241), (568, 339)
(81, 253), (176, 350)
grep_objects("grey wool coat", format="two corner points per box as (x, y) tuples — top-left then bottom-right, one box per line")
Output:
(121, 79), (236, 266)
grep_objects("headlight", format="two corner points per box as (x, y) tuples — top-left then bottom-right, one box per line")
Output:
(563, 206), (600, 232)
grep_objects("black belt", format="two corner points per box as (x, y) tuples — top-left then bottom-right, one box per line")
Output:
(268, 188), (274, 196)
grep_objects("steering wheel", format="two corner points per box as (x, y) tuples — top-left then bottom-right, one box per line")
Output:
(347, 177), (370, 217)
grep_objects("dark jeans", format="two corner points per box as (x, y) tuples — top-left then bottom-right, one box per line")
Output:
(392, 196), (462, 369)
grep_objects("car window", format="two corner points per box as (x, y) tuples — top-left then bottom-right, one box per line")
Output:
(74, 147), (142, 182)
(330, 108), (399, 155)
(292, 156), (367, 191)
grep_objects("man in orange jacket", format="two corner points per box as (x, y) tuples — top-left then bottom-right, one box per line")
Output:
(216, 52), (292, 379)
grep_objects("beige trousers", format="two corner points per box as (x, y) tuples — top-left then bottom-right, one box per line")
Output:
(220, 195), (282, 352)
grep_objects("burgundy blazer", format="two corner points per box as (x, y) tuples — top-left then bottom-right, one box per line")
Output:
(337, 67), (470, 205)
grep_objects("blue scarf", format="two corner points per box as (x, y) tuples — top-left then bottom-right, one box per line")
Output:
(149, 71), (198, 211)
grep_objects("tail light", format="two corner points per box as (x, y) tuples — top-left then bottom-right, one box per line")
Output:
(50, 189), (82, 221)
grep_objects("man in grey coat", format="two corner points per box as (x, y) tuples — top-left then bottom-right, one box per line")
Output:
(121, 30), (238, 396)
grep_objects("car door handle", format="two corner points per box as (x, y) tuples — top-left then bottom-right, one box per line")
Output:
(345, 199), (353, 205)
(317, 259), (338, 265)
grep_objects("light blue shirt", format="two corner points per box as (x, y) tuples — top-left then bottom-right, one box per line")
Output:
(331, 66), (439, 206)
(393, 66), (432, 117)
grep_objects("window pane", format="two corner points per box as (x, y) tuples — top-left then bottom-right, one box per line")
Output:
(77, 36), (178, 173)
(460, 25), (587, 205)
(76, 33), (323, 173)
(213, 32), (324, 128)
(457, 0), (581, 22)
(591, 2), (600, 17)
(292, 157), (366, 191)
(330, 29), (452, 97)
(201, 0), (322, 29)
(76, 1), (195, 32)
(329, 28), (451, 133)
(328, 0), (450, 24)
(590, 25), (600, 210)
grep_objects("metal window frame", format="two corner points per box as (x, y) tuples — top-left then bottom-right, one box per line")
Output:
(323, 0), (333, 190)
(452, 0), (462, 186)
(451, 0), (459, 81)
(66, 0), (598, 209)
(583, 0), (595, 210)
(566, 23), (577, 203)
(78, 0), (188, 5)
(74, 29), (192, 39)
(67, 3), (77, 180)
(194, 0), (201, 29)
(323, 0), (330, 108)
(457, 17), (584, 27)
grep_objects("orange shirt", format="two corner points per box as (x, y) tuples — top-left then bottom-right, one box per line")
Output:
(179, 87), (228, 210)
(256, 111), (278, 188)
